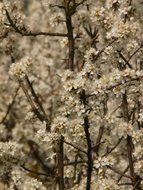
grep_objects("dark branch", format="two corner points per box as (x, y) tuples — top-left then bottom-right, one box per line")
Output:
(103, 137), (123, 156)
(25, 75), (50, 128)
(93, 39), (117, 62)
(56, 136), (64, 190)
(76, 0), (87, 7)
(5, 9), (68, 37)
(0, 86), (19, 124)
(21, 164), (52, 177)
(64, 0), (75, 70)
(117, 50), (133, 69)
(107, 165), (132, 179)
(128, 43), (143, 62)
(81, 90), (93, 190)
(64, 139), (87, 155)
(117, 165), (130, 182)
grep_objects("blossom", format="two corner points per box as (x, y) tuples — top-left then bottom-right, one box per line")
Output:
(106, 0), (119, 9)
(0, 0), (142, 189)
(84, 47), (99, 63)
(138, 110), (143, 122)
(25, 111), (35, 120)
(94, 156), (114, 169)
(134, 160), (143, 178)
(10, 167), (47, 190)
(9, 57), (32, 80)
(0, 141), (24, 164)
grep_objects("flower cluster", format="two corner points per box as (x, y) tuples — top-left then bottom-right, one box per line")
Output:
(0, 141), (23, 164)
(94, 156), (114, 169)
(9, 167), (47, 190)
(9, 57), (32, 80)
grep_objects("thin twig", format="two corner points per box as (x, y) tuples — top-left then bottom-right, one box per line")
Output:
(5, 9), (67, 37)
(0, 86), (19, 124)
(64, 139), (87, 155)
(128, 43), (143, 62)
(122, 93), (139, 188)
(76, 0), (87, 7)
(117, 50), (133, 69)
(107, 165), (132, 179)
(28, 140), (54, 175)
(19, 80), (46, 124)
(93, 39), (117, 62)
(118, 183), (132, 186)
(64, 160), (85, 166)
(133, 180), (142, 190)
(107, 76), (143, 91)
(117, 165), (130, 183)
(21, 165), (52, 177)
(25, 75), (50, 128)
(103, 137), (123, 156)
(86, 75), (143, 99)
(93, 125), (104, 155)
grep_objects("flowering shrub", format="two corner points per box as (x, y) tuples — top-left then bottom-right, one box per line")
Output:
(0, 0), (143, 189)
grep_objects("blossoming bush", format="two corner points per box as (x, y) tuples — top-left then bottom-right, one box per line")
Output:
(0, 0), (143, 189)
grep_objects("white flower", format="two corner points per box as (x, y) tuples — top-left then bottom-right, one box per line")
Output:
(25, 111), (34, 120)
(84, 48), (99, 63)
(60, 38), (68, 48)
(106, 0), (119, 9)
(138, 110), (143, 122)
(0, 141), (23, 164)
(9, 57), (32, 80)
(94, 156), (114, 169)
(10, 167), (46, 190)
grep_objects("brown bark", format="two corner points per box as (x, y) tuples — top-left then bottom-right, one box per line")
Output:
(56, 136), (64, 190)
(122, 93), (141, 189)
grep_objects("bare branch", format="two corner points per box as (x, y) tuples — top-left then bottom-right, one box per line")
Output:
(103, 137), (123, 156)
(0, 86), (20, 124)
(118, 183), (132, 186)
(64, 139), (87, 155)
(128, 42), (143, 62)
(27, 140), (54, 175)
(5, 9), (68, 38)
(25, 75), (50, 127)
(86, 75), (143, 99)
(93, 38), (117, 62)
(19, 79), (50, 130)
(122, 93), (141, 189)
(21, 164), (52, 177)
(117, 165), (130, 182)
(81, 90), (93, 190)
(76, 0), (87, 7)
(117, 50), (133, 69)
(107, 165), (132, 179)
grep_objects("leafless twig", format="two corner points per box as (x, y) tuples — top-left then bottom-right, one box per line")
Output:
(0, 86), (20, 124)
(5, 9), (68, 38)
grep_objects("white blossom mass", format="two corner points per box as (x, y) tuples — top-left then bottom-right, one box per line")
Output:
(0, 0), (143, 189)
